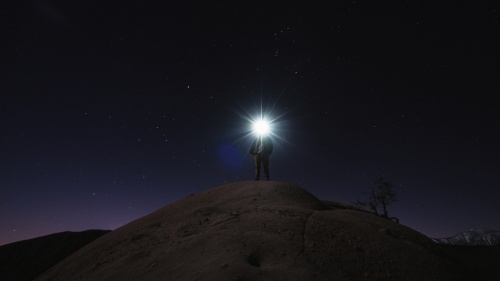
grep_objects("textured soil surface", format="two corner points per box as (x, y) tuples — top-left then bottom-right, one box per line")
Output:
(35, 181), (480, 281)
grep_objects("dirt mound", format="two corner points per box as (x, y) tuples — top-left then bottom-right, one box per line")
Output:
(36, 181), (468, 281)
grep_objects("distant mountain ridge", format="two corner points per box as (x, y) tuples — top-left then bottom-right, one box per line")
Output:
(0, 230), (110, 281)
(433, 229), (500, 246)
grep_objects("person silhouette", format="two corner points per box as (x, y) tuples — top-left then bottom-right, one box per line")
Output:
(249, 135), (273, 181)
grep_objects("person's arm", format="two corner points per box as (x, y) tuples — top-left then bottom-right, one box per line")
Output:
(249, 139), (256, 155)
(267, 138), (273, 155)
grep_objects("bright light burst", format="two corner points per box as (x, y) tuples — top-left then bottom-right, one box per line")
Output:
(252, 118), (271, 136)
(230, 98), (292, 147)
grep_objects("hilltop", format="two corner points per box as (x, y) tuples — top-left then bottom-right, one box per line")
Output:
(34, 181), (482, 281)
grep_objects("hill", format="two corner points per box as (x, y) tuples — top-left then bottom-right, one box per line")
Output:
(0, 230), (110, 281)
(34, 181), (483, 281)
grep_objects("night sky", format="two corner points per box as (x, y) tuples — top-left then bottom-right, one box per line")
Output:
(1, 1), (499, 245)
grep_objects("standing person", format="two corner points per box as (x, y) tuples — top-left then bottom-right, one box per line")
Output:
(250, 135), (273, 181)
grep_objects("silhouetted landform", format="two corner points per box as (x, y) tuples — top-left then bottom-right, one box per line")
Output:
(33, 181), (498, 281)
(440, 245), (500, 281)
(433, 229), (500, 246)
(0, 229), (110, 281)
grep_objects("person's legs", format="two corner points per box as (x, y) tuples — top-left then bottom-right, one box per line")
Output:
(254, 154), (261, 180)
(262, 154), (270, 181)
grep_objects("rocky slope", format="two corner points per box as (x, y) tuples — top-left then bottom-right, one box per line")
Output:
(35, 181), (478, 281)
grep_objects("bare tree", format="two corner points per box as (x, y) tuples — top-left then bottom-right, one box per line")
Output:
(354, 177), (398, 222)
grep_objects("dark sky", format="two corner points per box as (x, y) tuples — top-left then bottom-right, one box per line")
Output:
(1, 1), (499, 245)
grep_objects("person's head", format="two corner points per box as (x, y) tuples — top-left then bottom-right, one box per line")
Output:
(252, 118), (270, 137)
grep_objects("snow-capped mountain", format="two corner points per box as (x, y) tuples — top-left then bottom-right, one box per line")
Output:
(432, 229), (500, 246)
